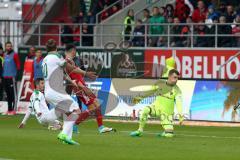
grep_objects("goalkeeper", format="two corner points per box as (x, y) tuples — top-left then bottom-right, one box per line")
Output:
(130, 69), (184, 138)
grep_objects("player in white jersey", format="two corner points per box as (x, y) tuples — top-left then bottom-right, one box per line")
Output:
(18, 78), (62, 130)
(42, 39), (97, 145)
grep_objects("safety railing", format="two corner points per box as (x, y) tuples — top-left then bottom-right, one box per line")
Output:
(23, 0), (47, 23)
(0, 20), (22, 51)
(20, 22), (240, 48)
(1, 21), (240, 49)
(22, 0), (47, 33)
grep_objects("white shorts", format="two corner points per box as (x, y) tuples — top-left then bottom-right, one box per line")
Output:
(37, 109), (58, 125)
(44, 89), (79, 113)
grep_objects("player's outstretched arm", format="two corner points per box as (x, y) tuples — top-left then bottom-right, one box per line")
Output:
(18, 108), (32, 128)
(133, 85), (158, 104)
(65, 62), (97, 80)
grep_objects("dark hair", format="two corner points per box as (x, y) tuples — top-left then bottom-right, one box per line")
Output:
(166, 4), (174, 11)
(5, 41), (12, 46)
(220, 2), (226, 6)
(30, 46), (36, 52)
(143, 8), (150, 14)
(160, 6), (166, 11)
(34, 78), (44, 88)
(168, 69), (180, 76)
(65, 43), (76, 52)
(30, 45), (35, 49)
(137, 19), (143, 23)
(127, 9), (134, 16)
(46, 39), (57, 52)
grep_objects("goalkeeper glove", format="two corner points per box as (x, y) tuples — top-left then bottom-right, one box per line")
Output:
(133, 96), (143, 104)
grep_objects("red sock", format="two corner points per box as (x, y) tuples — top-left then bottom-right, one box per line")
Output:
(95, 108), (103, 127)
(75, 110), (90, 125)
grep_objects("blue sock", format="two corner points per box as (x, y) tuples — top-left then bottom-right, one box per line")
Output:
(73, 125), (79, 134)
(98, 125), (104, 131)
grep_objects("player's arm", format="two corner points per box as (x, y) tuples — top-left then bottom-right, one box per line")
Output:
(64, 74), (78, 88)
(175, 87), (184, 125)
(18, 107), (32, 128)
(76, 81), (95, 97)
(65, 62), (97, 80)
(32, 94), (43, 117)
(133, 82), (159, 104)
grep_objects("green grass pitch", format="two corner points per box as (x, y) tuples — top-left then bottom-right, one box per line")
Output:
(0, 115), (240, 160)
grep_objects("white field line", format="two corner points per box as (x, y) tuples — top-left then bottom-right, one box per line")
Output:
(76, 129), (240, 139)
(103, 119), (240, 127)
(119, 131), (240, 139)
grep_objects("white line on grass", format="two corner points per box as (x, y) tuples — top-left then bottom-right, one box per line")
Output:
(76, 129), (240, 139)
(120, 131), (240, 139)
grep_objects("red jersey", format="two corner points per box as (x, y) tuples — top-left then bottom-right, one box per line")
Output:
(66, 58), (86, 85)
(65, 58), (96, 106)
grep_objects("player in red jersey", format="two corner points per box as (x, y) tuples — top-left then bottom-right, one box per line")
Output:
(64, 44), (115, 133)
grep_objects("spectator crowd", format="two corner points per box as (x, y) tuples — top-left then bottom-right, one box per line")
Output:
(122, 0), (240, 47)
(61, 0), (135, 46)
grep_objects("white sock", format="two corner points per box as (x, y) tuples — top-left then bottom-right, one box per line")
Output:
(67, 121), (74, 139)
(61, 121), (74, 139)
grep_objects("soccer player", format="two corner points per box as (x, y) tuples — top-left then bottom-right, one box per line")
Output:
(64, 44), (114, 133)
(42, 39), (97, 145)
(18, 78), (62, 130)
(130, 69), (184, 137)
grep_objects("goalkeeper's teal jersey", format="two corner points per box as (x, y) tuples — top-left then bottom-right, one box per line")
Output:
(151, 80), (182, 115)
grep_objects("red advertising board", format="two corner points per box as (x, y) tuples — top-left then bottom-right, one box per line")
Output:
(17, 59), (34, 113)
(144, 50), (240, 79)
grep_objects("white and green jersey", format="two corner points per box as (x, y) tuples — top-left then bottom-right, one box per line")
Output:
(21, 90), (50, 124)
(41, 52), (79, 112)
(29, 90), (49, 115)
(42, 52), (66, 94)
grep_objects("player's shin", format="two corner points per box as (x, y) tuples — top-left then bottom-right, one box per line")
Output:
(159, 125), (174, 138)
(61, 114), (76, 139)
(138, 107), (151, 132)
(130, 107), (151, 137)
(158, 113), (174, 137)
(75, 110), (91, 125)
(75, 102), (99, 125)
(95, 107), (103, 127)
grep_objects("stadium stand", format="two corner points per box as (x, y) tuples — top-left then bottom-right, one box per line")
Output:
(1, 0), (240, 48)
